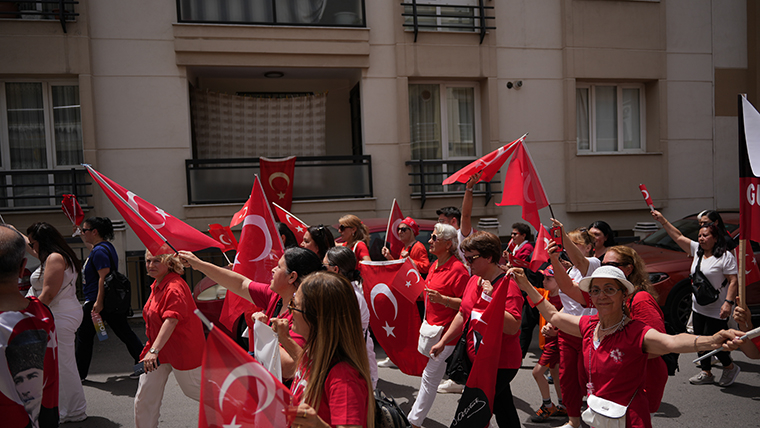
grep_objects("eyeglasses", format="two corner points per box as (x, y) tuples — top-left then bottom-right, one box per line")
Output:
(601, 261), (628, 268)
(464, 254), (481, 264)
(510, 232), (519, 236)
(287, 300), (306, 315)
(338, 225), (347, 232)
(397, 227), (410, 233)
(81, 228), (94, 233)
(430, 234), (439, 242)
(588, 286), (622, 297)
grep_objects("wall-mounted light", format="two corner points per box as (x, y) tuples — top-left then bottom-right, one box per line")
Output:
(264, 71), (285, 78)
(506, 80), (523, 89)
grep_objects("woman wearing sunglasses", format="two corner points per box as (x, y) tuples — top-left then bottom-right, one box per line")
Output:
(405, 223), (468, 428)
(430, 231), (524, 427)
(338, 215), (371, 266)
(178, 247), (323, 382)
(381, 216), (431, 276)
(512, 265), (743, 428)
(288, 272), (375, 428)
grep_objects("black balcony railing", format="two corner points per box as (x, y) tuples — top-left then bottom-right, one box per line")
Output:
(186, 155), (373, 205)
(0, 168), (92, 211)
(177, 0), (366, 27)
(0, 1), (79, 32)
(405, 158), (500, 209)
(401, 0), (495, 43)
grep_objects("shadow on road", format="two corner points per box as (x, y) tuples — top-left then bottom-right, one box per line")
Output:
(83, 375), (138, 398)
(654, 401), (682, 418)
(60, 415), (121, 427)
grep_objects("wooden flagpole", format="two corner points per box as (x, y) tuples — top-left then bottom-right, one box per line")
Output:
(384, 199), (396, 250)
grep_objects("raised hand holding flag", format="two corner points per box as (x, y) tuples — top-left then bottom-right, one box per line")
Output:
(639, 184), (654, 211)
(62, 194), (85, 236)
(496, 141), (550, 231)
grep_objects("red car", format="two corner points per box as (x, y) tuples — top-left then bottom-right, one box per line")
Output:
(628, 212), (760, 332)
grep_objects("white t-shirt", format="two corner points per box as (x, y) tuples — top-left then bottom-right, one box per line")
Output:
(689, 241), (737, 319)
(560, 266), (597, 317)
(585, 256), (601, 276)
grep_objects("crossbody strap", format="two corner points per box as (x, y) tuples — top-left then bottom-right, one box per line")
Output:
(695, 254), (727, 288)
(95, 242), (117, 274)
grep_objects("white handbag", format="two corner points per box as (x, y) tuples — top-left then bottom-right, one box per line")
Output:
(581, 394), (630, 428)
(417, 320), (444, 356)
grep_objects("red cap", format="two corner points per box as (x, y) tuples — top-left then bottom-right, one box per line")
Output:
(401, 217), (420, 236)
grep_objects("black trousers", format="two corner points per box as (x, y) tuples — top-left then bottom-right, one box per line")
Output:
(75, 300), (144, 379)
(692, 311), (733, 372)
(519, 297), (540, 358)
(493, 368), (520, 427)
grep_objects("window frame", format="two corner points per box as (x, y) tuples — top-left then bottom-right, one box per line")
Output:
(576, 82), (646, 155)
(403, 0), (480, 34)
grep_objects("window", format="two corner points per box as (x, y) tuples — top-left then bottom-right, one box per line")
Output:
(576, 83), (645, 153)
(403, 0), (478, 33)
(408, 82), (480, 192)
(177, 0), (365, 26)
(0, 81), (84, 207)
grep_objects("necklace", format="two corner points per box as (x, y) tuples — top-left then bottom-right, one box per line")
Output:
(598, 314), (627, 333)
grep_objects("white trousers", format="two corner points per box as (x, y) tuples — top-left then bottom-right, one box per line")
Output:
(134, 363), (201, 428)
(54, 306), (87, 421)
(407, 345), (455, 426)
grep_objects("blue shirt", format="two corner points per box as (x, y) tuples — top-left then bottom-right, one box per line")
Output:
(82, 242), (116, 302)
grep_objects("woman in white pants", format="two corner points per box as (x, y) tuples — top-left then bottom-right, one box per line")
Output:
(25, 222), (87, 423)
(407, 223), (469, 428)
(134, 251), (205, 428)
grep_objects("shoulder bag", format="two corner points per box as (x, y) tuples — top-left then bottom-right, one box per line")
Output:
(690, 255), (726, 306)
(375, 389), (411, 428)
(581, 342), (637, 428)
(98, 243), (132, 317)
(444, 316), (471, 385)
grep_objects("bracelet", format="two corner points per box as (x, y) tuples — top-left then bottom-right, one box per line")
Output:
(725, 299), (735, 305)
(694, 335), (700, 352)
(529, 295), (546, 309)
(444, 297), (449, 308)
(466, 188), (473, 192)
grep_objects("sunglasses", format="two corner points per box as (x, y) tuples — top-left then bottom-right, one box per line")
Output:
(338, 225), (347, 232)
(81, 228), (94, 233)
(397, 227), (410, 233)
(588, 286), (622, 297)
(464, 254), (481, 264)
(287, 300), (306, 315)
(601, 261), (628, 268)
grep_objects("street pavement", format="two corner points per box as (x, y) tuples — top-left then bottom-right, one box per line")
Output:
(62, 318), (760, 427)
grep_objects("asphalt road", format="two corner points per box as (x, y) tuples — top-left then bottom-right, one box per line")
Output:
(62, 318), (760, 427)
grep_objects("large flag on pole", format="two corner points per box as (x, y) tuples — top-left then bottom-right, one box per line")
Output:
(85, 165), (223, 255)
(272, 202), (308, 243)
(220, 176), (284, 331)
(360, 260), (428, 376)
(496, 142), (550, 231)
(739, 96), (760, 243)
(260, 156), (296, 211)
(199, 321), (292, 428)
(384, 199), (405, 258)
(450, 275), (512, 428)
(442, 134), (525, 185)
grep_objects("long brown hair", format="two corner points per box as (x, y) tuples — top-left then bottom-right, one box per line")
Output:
(298, 272), (374, 427)
(339, 214), (370, 247)
(607, 245), (657, 301)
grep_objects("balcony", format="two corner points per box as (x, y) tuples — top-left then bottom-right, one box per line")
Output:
(0, 1), (79, 32)
(401, 0), (495, 43)
(405, 159), (500, 208)
(186, 155), (373, 205)
(177, 0), (366, 27)
(0, 168), (92, 211)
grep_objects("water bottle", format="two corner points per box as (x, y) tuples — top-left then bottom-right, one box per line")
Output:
(92, 312), (108, 341)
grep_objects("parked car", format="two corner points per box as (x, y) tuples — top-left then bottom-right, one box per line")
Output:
(192, 272), (250, 347)
(331, 217), (438, 262)
(627, 212), (760, 332)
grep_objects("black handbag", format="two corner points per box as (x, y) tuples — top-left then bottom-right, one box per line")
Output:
(99, 243), (132, 316)
(374, 389), (410, 428)
(690, 256), (725, 306)
(444, 317), (471, 385)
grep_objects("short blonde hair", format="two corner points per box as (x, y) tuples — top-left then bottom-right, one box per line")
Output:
(144, 250), (184, 275)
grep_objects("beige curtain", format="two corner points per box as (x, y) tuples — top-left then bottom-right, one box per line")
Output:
(191, 89), (327, 159)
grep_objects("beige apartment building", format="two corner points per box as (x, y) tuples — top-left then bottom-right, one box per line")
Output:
(1, 0), (758, 260)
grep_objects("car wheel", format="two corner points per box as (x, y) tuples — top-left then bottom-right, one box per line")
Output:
(665, 281), (693, 333)
(235, 315), (249, 350)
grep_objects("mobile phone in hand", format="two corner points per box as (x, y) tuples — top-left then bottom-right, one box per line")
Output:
(133, 359), (160, 376)
(549, 226), (563, 251)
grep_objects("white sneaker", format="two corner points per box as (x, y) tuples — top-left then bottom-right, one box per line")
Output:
(377, 357), (397, 368)
(437, 378), (464, 394)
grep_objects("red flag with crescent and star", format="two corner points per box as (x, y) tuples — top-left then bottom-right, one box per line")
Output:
(85, 165), (223, 255)
(360, 260), (428, 376)
(496, 141), (550, 231)
(260, 156), (296, 211)
(208, 224), (238, 253)
(61, 194), (84, 226)
(529, 225), (551, 271)
(220, 176), (284, 332)
(442, 134), (525, 185)
(272, 202), (308, 243)
(392, 258), (425, 304)
(199, 324), (293, 428)
(385, 199), (405, 258)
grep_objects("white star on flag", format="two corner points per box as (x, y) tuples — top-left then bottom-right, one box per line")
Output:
(382, 321), (396, 337)
(405, 280), (412, 287)
(277, 192), (286, 199)
(155, 208), (170, 219)
(223, 416), (242, 428)
(296, 226), (303, 233)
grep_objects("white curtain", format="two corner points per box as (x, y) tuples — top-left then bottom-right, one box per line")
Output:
(191, 89), (327, 159)
(576, 88), (590, 150)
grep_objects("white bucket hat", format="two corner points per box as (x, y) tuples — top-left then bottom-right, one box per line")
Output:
(578, 265), (635, 295)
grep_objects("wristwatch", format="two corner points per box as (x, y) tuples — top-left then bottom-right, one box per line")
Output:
(724, 299), (735, 306)
(149, 348), (159, 355)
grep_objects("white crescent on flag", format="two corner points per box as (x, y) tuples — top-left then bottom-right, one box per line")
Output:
(268, 172), (290, 189)
(242, 215), (273, 262)
(218, 362), (275, 414)
(522, 174), (535, 204)
(370, 283), (398, 320)
(406, 268), (421, 285)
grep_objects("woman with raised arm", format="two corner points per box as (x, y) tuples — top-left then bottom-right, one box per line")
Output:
(651, 210), (740, 386)
(178, 247), (323, 382)
(512, 265), (743, 428)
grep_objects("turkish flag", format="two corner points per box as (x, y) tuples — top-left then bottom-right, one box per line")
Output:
(209, 224), (238, 252)
(496, 142), (550, 231)
(85, 165), (223, 256)
(742, 241), (760, 284)
(449, 276), (511, 428)
(530, 225), (551, 271)
(442, 134), (524, 185)
(739, 96), (760, 243)
(260, 156), (296, 211)
(199, 325), (292, 428)
(360, 260), (428, 376)
(220, 176), (284, 332)
(385, 199), (405, 258)
(61, 194), (84, 226)
(638, 184), (654, 209)
(391, 258), (425, 303)
(230, 196), (253, 228)
(272, 202), (308, 243)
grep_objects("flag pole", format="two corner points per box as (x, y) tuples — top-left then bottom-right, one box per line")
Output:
(83, 164), (179, 254)
(222, 252), (232, 266)
(194, 309), (214, 331)
(272, 202), (308, 227)
(384, 199), (396, 250)
(738, 239), (748, 323)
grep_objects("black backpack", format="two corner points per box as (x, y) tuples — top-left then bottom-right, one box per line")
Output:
(98, 243), (132, 317)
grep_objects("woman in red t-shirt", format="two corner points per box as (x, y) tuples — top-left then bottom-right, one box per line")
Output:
(405, 223), (468, 428)
(288, 272), (374, 428)
(513, 265), (742, 428)
(381, 217), (431, 276)
(135, 252), (205, 428)
(338, 215), (371, 266)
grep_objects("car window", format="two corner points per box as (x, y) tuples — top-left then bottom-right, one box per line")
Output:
(641, 218), (739, 252)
